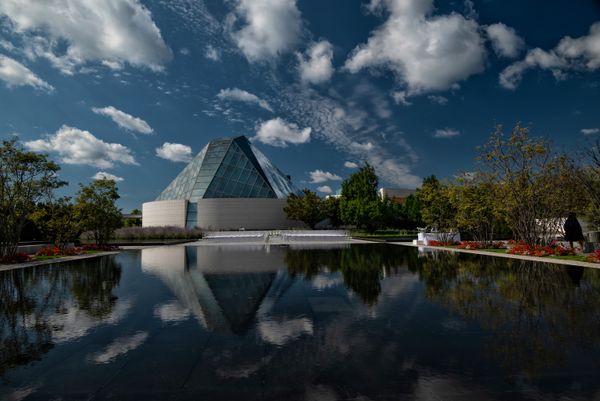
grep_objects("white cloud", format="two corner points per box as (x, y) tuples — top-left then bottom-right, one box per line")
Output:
(501, 22), (600, 90)
(24, 125), (137, 168)
(485, 23), (525, 59)
(0, 0), (172, 74)
(582, 128), (600, 135)
(0, 54), (54, 91)
(92, 106), (153, 134)
(217, 88), (273, 112)
(297, 40), (334, 84)
(155, 142), (193, 163)
(350, 141), (374, 152)
(310, 170), (342, 183)
(433, 128), (460, 138)
(153, 301), (190, 323)
(254, 117), (311, 147)
(205, 45), (220, 61)
(258, 317), (313, 346)
(428, 95), (448, 105)
(90, 332), (148, 364)
(180, 48), (190, 56)
(93, 171), (124, 182)
(392, 90), (412, 106)
(317, 185), (333, 194)
(345, 0), (486, 94)
(344, 161), (359, 168)
(228, 0), (302, 62)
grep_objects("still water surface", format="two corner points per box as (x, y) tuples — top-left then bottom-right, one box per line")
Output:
(1, 244), (600, 400)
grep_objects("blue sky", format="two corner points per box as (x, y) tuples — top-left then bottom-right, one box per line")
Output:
(1, 0), (600, 212)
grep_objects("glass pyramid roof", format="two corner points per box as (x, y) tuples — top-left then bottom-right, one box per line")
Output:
(156, 136), (300, 201)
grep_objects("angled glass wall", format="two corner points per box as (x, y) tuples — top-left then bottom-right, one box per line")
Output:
(155, 135), (301, 201)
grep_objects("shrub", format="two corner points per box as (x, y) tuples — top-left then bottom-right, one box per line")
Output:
(508, 242), (575, 257)
(0, 252), (31, 264)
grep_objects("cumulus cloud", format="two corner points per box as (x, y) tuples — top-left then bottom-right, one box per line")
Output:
(392, 90), (412, 106)
(93, 171), (124, 182)
(228, 0), (303, 62)
(344, 161), (359, 168)
(0, 0), (172, 74)
(0, 54), (54, 91)
(428, 95), (448, 105)
(155, 142), (193, 163)
(297, 40), (334, 84)
(92, 106), (153, 134)
(310, 170), (342, 183)
(254, 117), (311, 147)
(24, 125), (137, 168)
(582, 128), (600, 135)
(485, 23), (525, 59)
(317, 185), (333, 194)
(217, 88), (273, 112)
(433, 128), (460, 138)
(345, 0), (486, 94)
(500, 22), (600, 90)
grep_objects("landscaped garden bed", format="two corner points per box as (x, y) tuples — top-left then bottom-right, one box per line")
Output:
(0, 244), (119, 265)
(425, 240), (600, 264)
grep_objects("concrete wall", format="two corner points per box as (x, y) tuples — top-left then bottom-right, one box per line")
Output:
(142, 200), (187, 228)
(197, 198), (303, 230)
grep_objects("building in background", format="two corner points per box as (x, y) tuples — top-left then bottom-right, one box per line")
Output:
(143, 136), (302, 230)
(378, 188), (416, 204)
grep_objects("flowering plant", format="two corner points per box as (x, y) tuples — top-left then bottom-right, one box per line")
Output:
(586, 250), (600, 263)
(36, 246), (84, 257)
(457, 241), (483, 250)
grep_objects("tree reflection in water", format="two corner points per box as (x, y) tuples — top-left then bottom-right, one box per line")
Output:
(410, 250), (600, 377)
(285, 244), (415, 305)
(0, 257), (122, 378)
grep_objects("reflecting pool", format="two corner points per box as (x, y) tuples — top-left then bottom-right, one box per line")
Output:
(2, 244), (600, 400)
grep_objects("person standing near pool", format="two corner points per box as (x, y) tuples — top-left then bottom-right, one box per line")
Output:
(564, 212), (585, 251)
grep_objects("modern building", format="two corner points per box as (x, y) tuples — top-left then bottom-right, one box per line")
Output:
(378, 188), (416, 204)
(143, 135), (303, 230)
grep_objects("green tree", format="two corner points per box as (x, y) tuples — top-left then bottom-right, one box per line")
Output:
(404, 194), (423, 228)
(340, 163), (378, 202)
(416, 175), (457, 236)
(31, 197), (81, 249)
(340, 163), (384, 231)
(324, 196), (342, 227)
(75, 179), (122, 245)
(284, 189), (326, 229)
(450, 172), (504, 244)
(0, 139), (65, 257)
(479, 124), (586, 245)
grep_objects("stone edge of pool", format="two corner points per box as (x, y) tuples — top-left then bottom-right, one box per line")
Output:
(0, 251), (121, 272)
(392, 242), (600, 269)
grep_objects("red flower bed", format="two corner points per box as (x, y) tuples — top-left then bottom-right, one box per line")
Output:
(457, 241), (483, 250)
(508, 242), (575, 257)
(0, 252), (31, 264)
(586, 250), (600, 263)
(36, 246), (84, 257)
